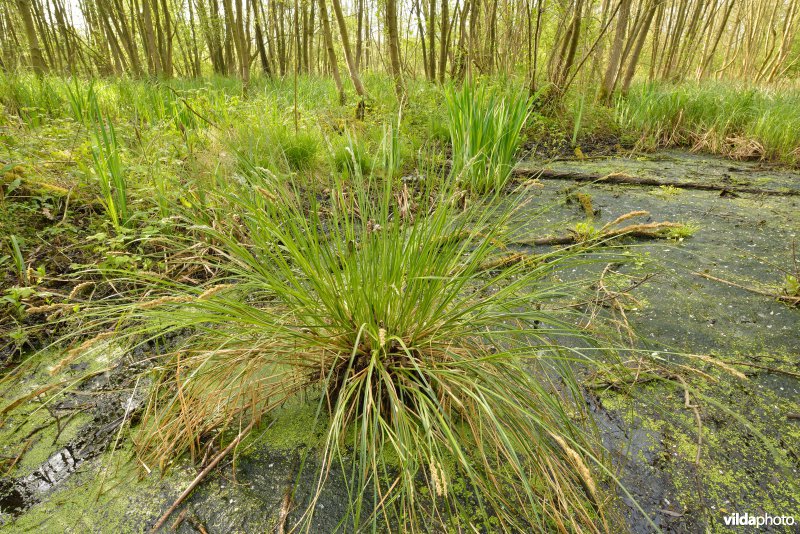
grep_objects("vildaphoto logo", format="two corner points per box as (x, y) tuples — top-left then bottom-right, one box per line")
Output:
(723, 512), (796, 528)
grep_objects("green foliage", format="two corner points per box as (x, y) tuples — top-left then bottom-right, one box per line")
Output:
(617, 82), (800, 164)
(572, 221), (600, 241)
(278, 130), (319, 171)
(67, 152), (623, 531)
(8, 234), (27, 285)
(87, 93), (129, 232)
(334, 137), (373, 177)
(785, 274), (799, 297)
(664, 223), (699, 241)
(446, 83), (530, 194)
(378, 112), (404, 178)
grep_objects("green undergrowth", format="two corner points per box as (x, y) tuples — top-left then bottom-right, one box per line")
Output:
(617, 82), (800, 165)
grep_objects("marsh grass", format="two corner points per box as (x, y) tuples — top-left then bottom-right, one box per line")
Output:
(87, 92), (129, 232)
(446, 83), (530, 194)
(617, 82), (800, 165)
(50, 141), (637, 531)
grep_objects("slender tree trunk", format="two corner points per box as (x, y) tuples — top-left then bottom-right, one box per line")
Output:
(438, 0), (449, 83)
(428, 0), (436, 80)
(330, 0), (367, 98)
(140, 0), (162, 75)
(386, 0), (404, 97)
(698, 0), (734, 79)
(620, 1), (656, 95)
(253, 0), (272, 75)
(16, 0), (47, 74)
(317, 0), (345, 103)
(599, 0), (630, 103)
(355, 0), (364, 70)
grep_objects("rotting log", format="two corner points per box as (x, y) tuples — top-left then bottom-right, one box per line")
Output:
(513, 167), (800, 197)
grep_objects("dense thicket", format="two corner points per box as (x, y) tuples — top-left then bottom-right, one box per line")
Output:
(2, 0), (798, 100)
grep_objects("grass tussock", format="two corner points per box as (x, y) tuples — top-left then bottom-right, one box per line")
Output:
(63, 151), (624, 531)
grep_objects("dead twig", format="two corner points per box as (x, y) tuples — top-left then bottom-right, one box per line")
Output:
(675, 375), (703, 465)
(170, 509), (188, 531)
(187, 514), (209, 534)
(276, 487), (293, 534)
(694, 271), (800, 307)
(728, 361), (800, 379)
(149, 419), (256, 533)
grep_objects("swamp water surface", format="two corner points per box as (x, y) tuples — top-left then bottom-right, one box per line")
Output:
(1, 150), (798, 533)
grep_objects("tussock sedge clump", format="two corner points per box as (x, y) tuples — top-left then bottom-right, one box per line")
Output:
(44, 149), (642, 531)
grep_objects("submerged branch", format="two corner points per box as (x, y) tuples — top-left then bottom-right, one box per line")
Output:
(515, 168), (800, 197)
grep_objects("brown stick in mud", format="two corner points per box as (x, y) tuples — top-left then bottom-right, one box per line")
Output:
(514, 168), (800, 197)
(149, 420), (256, 533)
(694, 271), (800, 307)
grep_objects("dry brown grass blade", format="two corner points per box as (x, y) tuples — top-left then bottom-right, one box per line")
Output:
(50, 331), (116, 376)
(1, 383), (59, 416)
(599, 210), (650, 233)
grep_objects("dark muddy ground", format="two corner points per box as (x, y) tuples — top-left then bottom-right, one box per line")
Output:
(519, 150), (799, 533)
(1, 150), (798, 533)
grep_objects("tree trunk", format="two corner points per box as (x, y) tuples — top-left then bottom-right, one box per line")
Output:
(428, 0), (436, 80)
(438, 0), (449, 83)
(330, 0), (367, 98)
(317, 0), (345, 104)
(253, 0), (272, 76)
(16, 0), (47, 74)
(355, 0), (364, 70)
(599, 0), (630, 103)
(385, 0), (404, 97)
(620, 1), (656, 95)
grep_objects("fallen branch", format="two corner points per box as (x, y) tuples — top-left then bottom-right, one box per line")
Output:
(694, 271), (800, 307)
(514, 168), (800, 197)
(149, 419), (256, 533)
(728, 361), (800, 379)
(479, 252), (538, 271)
(534, 221), (684, 246)
(522, 211), (687, 247)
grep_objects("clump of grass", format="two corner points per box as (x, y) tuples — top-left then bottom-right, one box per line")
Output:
(334, 137), (373, 177)
(278, 130), (319, 171)
(67, 149), (625, 530)
(650, 184), (684, 198)
(8, 235), (27, 285)
(378, 113), (404, 178)
(446, 83), (530, 194)
(87, 93), (129, 232)
(783, 274), (799, 297)
(665, 223), (699, 241)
